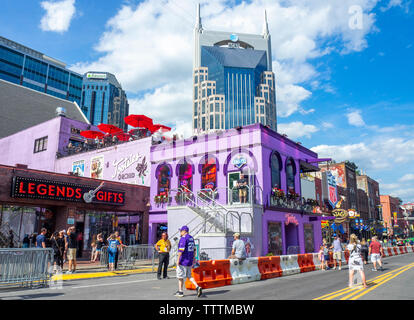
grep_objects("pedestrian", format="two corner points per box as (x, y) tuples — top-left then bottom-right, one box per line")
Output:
(109, 231), (126, 270)
(331, 235), (342, 270)
(65, 226), (78, 274)
(369, 236), (384, 271)
(51, 231), (65, 272)
(347, 234), (368, 288)
(237, 174), (248, 203)
(155, 232), (171, 280)
(36, 228), (47, 248)
(22, 234), (30, 248)
(360, 239), (369, 265)
(90, 234), (97, 262)
(107, 234), (120, 271)
(228, 233), (246, 260)
(318, 245), (326, 270)
(323, 239), (330, 270)
(175, 226), (202, 298)
(8, 230), (14, 248)
(93, 233), (105, 262)
(77, 231), (83, 258)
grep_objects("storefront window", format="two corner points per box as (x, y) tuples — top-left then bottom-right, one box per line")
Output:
(157, 165), (171, 196)
(201, 156), (217, 190)
(286, 158), (296, 193)
(178, 162), (193, 191)
(271, 152), (281, 189)
(268, 222), (283, 255)
(304, 223), (315, 253)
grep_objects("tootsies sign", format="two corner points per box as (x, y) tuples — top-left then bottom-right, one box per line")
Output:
(11, 176), (125, 206)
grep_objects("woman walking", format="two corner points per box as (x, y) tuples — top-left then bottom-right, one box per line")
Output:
(347, 234), (368, 288)
(51, 231), (65, 272)
(360, 239), (369, 265)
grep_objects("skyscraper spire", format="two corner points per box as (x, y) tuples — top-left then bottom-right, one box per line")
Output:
(263, 9), (269, 37)
(195, 3), (203, 32)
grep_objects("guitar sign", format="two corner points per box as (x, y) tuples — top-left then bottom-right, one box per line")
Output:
(83, 182), (105, 203)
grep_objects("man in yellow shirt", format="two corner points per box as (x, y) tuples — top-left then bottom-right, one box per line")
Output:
(155, 232), (171, 280)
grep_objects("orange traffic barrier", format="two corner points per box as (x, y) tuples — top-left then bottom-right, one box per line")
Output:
(387, 248), (393, 256)
(344, 250), (350, 263)
(399, 247), (405, 254)
(393, 247), (399, 255)
(297, 254), (315, 273)
(258, 256), (282, 280)
(185, 259), (232, 290)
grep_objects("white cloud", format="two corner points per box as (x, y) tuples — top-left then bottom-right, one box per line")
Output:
(278, 122), (319, 140)
(380, 0), (410, 12)
(311, 136), (414, 171)
(346, 110), (366, 127)
(399, 174), (414, 182)
(40, 0), (76, 33)
(70, 0), (382, 120)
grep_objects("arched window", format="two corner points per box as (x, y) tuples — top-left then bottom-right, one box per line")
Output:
(286, 158), (296, 193)
(201, 156), (217, 190)
(157, 165), (171, 196)
(271, 152), (282, 189)
(178, 161), (193, 191)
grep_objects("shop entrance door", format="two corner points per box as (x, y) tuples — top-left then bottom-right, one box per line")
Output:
(228, 172), (241, 204)
(285, 223), (299, 254)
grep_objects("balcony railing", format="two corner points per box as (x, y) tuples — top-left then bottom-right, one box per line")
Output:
(269, 194), (329, 215)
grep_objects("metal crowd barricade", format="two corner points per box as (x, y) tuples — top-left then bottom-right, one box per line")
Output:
(100, 245), (157, 271)
(0, 248), (54, 288)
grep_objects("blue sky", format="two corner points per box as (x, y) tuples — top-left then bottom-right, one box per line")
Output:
(1, 0), (413, 202)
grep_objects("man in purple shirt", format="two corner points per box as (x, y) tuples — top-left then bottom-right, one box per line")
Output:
(175, 226), (202, 298)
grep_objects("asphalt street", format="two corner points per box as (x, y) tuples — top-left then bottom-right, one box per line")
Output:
(0, 253), (413, 300)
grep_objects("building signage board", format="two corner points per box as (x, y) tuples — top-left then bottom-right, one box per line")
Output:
(327, 171), (338, 208)
(232, 155), (247, 169)
(86, 73), (107, 80)
(112, 153), (148, 185)
(11, 176), (125, 206)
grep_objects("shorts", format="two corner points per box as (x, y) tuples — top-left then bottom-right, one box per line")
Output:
(239, 188), (247, 197)
(371, 253), (381, 263)
(349, 258), (364, 271)
(96, 248), (102, 252)
(324, 254), (330, 261)
(67, 248), (77, 260)
(333, 251), (342, 260)
(176, 265), (192, 279)
(108, 251), (116, 264)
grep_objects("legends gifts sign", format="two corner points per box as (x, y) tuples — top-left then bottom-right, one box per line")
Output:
(11, 176), (125, 206)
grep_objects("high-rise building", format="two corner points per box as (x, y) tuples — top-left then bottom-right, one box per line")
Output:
(193, 5), (276, 134)
(0, 36), (82, 105)
(80, 72), (129, 131)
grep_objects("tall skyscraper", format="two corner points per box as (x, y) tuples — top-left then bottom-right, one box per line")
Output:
(80, 72), (129, 131)
(193, 6), (277, 134)
(0, 36), (82, 105)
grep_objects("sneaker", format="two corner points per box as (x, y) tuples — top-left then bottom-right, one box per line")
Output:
(157, 277), (162, 280)
(174, 291), (184, 297)
(372, 268), (377, 271)
(197, 286), (203, 298)
(65, 270), (72, 274)
(163, 276), (170, 279)
(339, 267), (342, 271)
(333, 267), (337, 270)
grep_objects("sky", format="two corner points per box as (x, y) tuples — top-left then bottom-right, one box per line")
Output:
(0, 0), (413, 202)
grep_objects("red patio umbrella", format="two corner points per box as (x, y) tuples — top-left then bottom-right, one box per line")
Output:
(124, 115), (153, 128)
(115, 132), (131, 142)
(80, 130), (104, 139)
(150, 124), (171, 133)
(98, 124), (123, 135)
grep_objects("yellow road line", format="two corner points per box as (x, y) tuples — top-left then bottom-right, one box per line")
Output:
(349, 263), (414, 300)
(313, 263), (413, 300)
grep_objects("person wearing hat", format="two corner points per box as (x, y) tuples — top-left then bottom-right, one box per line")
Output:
(228, 233), (246, 260)
(175, 226), (202, 298)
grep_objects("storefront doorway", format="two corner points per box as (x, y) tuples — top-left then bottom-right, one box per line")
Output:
(227, 171), (254, 204)
(285, 222), (299, 254)
(153, 223), (168, 243)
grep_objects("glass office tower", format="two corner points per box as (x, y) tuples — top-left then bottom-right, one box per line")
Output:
(0, 36), (82, 105)
(81, 72), (129, 131)
(193, 6), (277, 134)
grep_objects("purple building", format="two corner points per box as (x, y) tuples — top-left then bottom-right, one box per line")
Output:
(149, 124), (324, 257)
